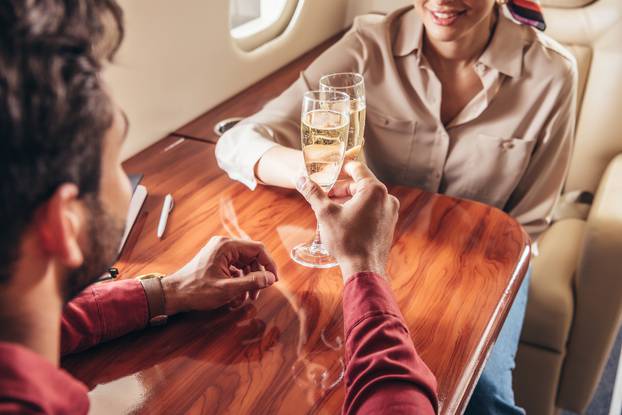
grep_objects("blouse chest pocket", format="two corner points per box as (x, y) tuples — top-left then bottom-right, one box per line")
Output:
(444, 134), (537, 208)
(364, 108), (417, 184)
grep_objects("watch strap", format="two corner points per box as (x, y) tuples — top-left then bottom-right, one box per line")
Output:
(139, 276), (168, 326)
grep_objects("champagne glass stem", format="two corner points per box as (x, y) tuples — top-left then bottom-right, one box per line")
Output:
(309, 222), (323, 255)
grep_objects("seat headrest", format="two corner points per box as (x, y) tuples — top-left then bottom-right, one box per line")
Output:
(541, 0), (597, 8)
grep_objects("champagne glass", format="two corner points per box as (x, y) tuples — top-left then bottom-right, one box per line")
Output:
(319, 73), (366, 161)
(291, 90), (350, 268)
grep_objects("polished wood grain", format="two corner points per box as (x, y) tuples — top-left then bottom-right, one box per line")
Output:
(62, 135), (530, 415)
(173, 32), (343, 143)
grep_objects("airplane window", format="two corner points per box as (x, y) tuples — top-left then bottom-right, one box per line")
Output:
(229, 0), (299, 51)
(230, 0), (261, 30)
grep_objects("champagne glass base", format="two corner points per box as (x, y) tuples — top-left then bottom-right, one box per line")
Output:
(291, 243), (339, 269)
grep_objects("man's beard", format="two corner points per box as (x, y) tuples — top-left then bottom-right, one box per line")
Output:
(64, 194), (125, 301)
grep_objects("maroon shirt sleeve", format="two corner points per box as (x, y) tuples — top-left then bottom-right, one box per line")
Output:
(61, 279), (149, 355)
(342, 272), (438, 415)
(0, 280), (148, 414)
(0, 343), (89, 414)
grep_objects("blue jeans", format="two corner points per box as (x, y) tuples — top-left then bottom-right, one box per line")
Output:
(465, 267), (531, 415)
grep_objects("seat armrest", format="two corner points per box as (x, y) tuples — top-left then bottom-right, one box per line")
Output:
(557, 153), (622, 411)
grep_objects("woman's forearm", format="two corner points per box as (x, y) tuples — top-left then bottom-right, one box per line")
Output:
(215, 123), (301, 190)
(255, 145), (304, 189)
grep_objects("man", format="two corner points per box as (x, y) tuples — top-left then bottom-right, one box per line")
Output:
(0, 1), (437, 414)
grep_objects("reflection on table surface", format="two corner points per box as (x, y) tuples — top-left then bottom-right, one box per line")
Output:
(62, 136), (530, 415)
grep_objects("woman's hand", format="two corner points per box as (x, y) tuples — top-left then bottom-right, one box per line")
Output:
(328, 179), (355, 204)
(330, 143), (365, 203)
(161, 236), (278, 315)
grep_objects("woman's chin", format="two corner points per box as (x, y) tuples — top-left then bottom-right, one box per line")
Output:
(423, 24), (466, 43)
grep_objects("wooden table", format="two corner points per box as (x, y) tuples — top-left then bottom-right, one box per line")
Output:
(62, 135), (530, 415)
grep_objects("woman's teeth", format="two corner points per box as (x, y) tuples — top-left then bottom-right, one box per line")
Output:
(428, 8), (465, 25)
(432, 11), (459, 19)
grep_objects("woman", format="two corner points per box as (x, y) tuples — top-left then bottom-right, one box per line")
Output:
(216, 0), (576, 413)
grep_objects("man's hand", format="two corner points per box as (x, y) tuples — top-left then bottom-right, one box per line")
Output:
(161, 236), (278, 315)
(296, 161), (399, 281)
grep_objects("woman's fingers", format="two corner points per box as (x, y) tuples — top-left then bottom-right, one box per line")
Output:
(328, 179), (355, 198)
(344, 161), (374, 182)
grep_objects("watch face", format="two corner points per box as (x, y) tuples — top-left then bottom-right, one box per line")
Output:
(150, 315), (168, 326)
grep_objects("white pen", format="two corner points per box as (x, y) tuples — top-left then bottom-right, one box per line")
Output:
(157, 194), (174, 239)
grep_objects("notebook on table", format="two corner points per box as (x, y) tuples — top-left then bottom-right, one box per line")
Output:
(118, 174), (147, 255)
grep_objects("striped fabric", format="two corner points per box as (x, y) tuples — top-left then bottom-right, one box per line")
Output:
(507, 0), (546, 31)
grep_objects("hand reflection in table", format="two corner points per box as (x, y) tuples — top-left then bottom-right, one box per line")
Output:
(65, 265), (346, 415)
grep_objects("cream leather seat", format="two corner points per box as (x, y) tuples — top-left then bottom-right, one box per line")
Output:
(514, 0), (622, 413)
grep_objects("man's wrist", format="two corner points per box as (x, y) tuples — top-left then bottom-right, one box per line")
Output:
(339, 257), (386, 282)
(160, 276), (183, 316)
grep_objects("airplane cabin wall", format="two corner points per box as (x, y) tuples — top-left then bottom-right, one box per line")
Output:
(110, 0), (414, 160)
(109, 0), (344, 159)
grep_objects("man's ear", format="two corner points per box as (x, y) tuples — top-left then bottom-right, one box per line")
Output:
(35, 184), (86, 268)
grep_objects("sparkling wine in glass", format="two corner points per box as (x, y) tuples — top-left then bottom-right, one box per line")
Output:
(319, 72), (366, 162)
(291, 90), (350, 269)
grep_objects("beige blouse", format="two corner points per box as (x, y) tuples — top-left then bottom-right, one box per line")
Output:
(216, 6), (577, 239)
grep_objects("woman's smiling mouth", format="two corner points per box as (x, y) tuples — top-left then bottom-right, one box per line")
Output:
(427, 8), (467, 26)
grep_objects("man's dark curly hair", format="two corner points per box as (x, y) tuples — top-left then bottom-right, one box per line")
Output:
(0, 0), (124, 281)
